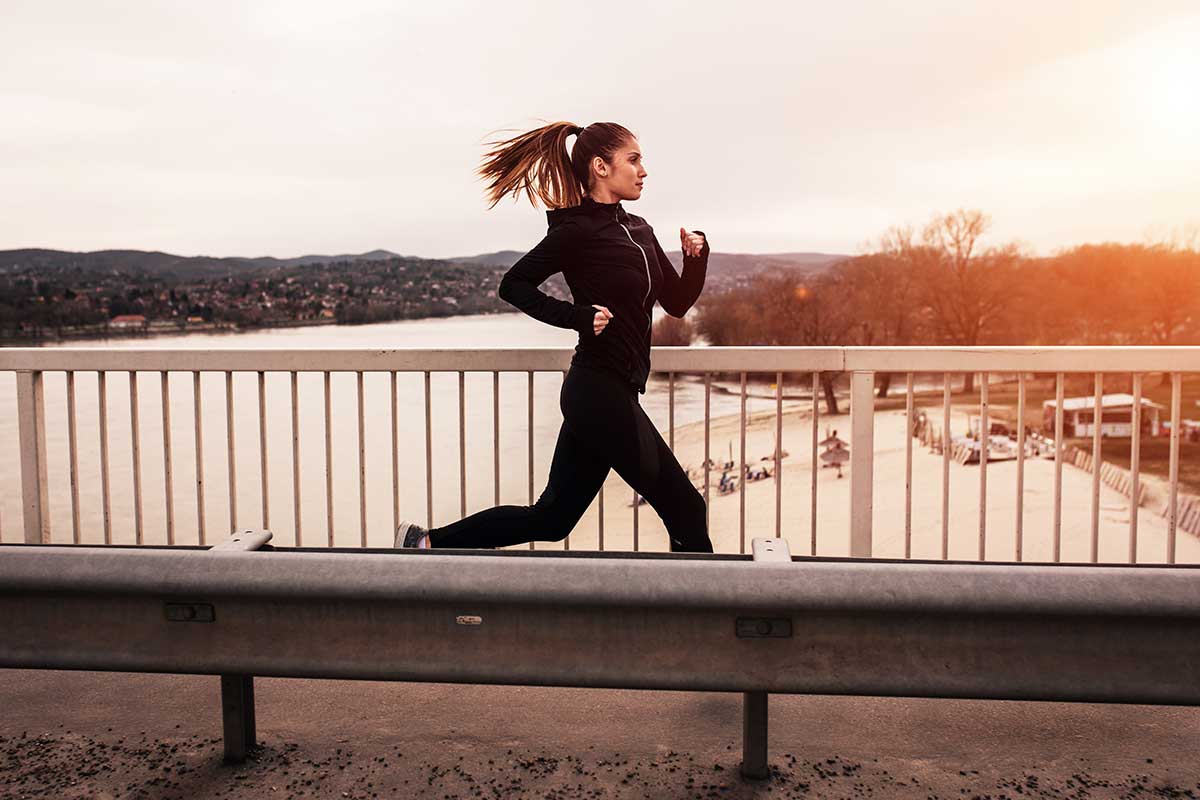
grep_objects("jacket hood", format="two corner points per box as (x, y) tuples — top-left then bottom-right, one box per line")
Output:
(546, 194), (626, 229)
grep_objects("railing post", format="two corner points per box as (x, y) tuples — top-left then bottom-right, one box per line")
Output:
(849, 371), (875, 557)
(16, 370), (49, 544)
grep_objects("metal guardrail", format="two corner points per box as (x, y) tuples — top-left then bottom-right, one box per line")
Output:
(2, 532), (1199, 777)
(4, 346), (1200, 562)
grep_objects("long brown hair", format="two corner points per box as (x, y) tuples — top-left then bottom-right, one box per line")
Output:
(476, 120), (635, 210)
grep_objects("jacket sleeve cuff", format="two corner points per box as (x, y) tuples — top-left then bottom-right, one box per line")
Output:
(684, 230), (710, 263)
(574, 303), (596, 335)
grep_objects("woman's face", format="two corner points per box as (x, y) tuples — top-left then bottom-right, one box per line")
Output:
(592, 137), (647, 202)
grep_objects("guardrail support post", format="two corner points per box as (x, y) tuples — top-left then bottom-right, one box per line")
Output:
(220, 675), (256, 762)
(742, 690), (768, 779)
(212, 530), (270, 762)
(740, 537), (790, 780)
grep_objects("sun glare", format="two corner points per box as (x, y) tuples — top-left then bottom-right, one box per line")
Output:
(1124, 17), (1200, 141)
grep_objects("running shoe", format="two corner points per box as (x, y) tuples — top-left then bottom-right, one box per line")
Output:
(394, 520), (429, 549)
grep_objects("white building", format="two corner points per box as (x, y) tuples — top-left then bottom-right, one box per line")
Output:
(1042, 393), (1164, 438)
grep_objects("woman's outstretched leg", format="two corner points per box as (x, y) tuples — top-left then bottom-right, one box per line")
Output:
(612, 403), (713, 553)
(423, 421), (610, 549)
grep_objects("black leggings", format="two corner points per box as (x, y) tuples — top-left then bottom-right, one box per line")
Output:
(426, 364), (712, 552)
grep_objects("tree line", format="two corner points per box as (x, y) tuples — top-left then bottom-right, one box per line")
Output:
(651, 209), (1200, 411)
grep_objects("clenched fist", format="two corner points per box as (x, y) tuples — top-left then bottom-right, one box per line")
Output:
(680, 228), (706, 258)
(591, 304), (613, 335)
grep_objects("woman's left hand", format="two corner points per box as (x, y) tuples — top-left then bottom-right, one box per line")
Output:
(679, 228), (706, 258)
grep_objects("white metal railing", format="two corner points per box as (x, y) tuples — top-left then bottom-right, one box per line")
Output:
(3, 346), (1198, 563)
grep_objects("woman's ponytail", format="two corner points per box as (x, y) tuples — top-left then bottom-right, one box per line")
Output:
(477, 120), (634, 210)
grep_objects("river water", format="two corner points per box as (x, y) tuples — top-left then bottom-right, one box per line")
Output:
(0, 309), (815, 547)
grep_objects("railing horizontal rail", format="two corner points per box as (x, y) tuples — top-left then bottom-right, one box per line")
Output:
(5, 346), (1200, 373)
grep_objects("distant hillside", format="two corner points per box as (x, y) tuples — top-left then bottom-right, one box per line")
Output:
(448, 250), (525, 268)
(3, 246), (846, 284)
(663, 250), (847, 279)
(0, 248), (405, 282)
(238, 249), (404, 269)
(454, 249), (848, 279)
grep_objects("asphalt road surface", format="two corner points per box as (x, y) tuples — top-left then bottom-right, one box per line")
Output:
(2, 670), (1198, 799)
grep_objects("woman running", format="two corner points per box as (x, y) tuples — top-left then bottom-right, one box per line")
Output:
(395, 120), (712, 552)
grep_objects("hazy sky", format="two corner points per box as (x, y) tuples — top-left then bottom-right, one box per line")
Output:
(3, 1), (1198, 260)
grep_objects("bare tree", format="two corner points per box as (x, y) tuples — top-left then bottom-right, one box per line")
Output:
(838, 225), (924, 397)
(916, 209), (1022, 393)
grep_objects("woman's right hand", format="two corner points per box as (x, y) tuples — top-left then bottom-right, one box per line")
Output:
(591, 304), (613, 335)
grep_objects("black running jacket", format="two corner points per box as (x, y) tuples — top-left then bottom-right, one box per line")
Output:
(497, 194), (709, 394)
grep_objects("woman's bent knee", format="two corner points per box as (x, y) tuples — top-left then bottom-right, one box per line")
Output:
(531, 491), (581, 542)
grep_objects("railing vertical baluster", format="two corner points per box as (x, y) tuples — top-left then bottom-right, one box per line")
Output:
(67, 371), (81, 544)
(810, 372), (819, 556)
(493, 371), (500, 507)
(324, 371), (333, 547)
(704, 372), (711, 537)
(259, 371), (270, 531)
(739, 371), (747, 554)
(904, 372), (914, 559)
(632, 483), (639, 552)
(131, 371), (144, 545)
(392, 371), (400, 536)
(562, 369), (570, 551)
(162, 372), (175, 546)
(631, 365), (640, 553)
(775, 371), (782, 539)
(979, 371), (988, 561)
(941, 373), (951, 560)
(1016, 373), (1026, 562)
(669, 372), (675, 450)
(291, 371), (301, 547)
(16, 370), (49, 544)
(193, 372), (205, 545)
(598, 481), (605, 551)
(358, 370), (367, 548)
(1168, 372), (1182, 564)
(528, 371), (536, 551)
(100, 371), (113, 545)
(1129, 373), (1142, 563)
(1053, 372), (1064, 562)
(425, 370), (433, 532)
(849, 371), (874, 558)
(459, 370), (467, 520)
(1090, 372), (1103, 562)
(225, 370), (236, 537)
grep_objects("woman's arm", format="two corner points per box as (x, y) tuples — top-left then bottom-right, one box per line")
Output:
(498, 219), (597, 334)
(652, 229), (710, 317)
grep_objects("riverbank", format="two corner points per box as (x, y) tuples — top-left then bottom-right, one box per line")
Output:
(0, 317), (343, 345)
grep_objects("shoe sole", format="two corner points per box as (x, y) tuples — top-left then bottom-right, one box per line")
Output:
(395, 522), (424, 549)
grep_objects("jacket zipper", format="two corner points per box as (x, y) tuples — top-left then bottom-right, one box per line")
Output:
(615, 213), (653, 338)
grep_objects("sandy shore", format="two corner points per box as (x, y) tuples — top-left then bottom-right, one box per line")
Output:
(555, 402), (1200, 564)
